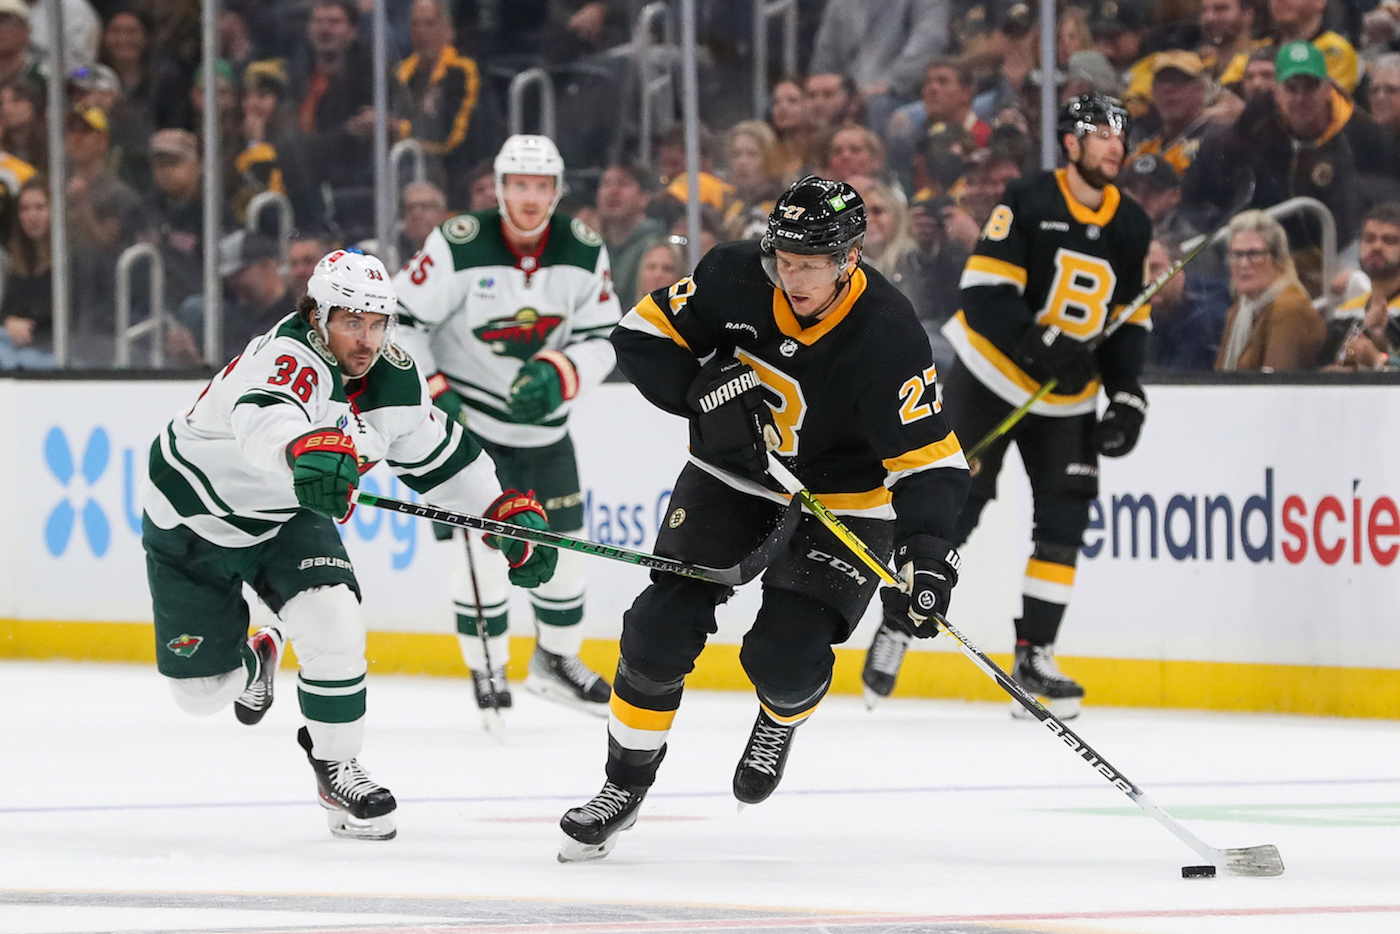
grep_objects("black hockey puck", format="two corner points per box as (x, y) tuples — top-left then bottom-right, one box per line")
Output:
(1181, 864), (1217, 879)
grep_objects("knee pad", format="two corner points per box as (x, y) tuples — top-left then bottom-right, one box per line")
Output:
(278, 584), (366, 683)
(167, 671), (244, 716)
(619, 575), (724, 681)
(1031, 496), (1092, 550)
(741, 591), (842, 704)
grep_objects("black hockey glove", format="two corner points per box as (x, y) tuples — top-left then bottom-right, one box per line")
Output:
(1015, 324), (1097, 396)
(685, 357), (780, 474)
(883, 535), (961, 638)
(1092, 389), (1147, 457)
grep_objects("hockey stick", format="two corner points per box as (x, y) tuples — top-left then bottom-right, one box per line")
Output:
(965, 169), (1256, 473)
(462, 534), (507, 741)
(763, 454), (1284, 877)
(352, 490), (801, 587)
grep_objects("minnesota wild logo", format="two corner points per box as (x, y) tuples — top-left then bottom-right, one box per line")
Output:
(474, 308), (563, 360)
(166, 634), (204, 657)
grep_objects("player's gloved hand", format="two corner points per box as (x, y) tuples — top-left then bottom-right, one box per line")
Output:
(482, 489), (559, 587)
(1092, 390), (1147, 457)
(286, 429), (359, 520)
(685, 357), (780, 474)
(887, 534), (961, 637)
(1015, 324), (1097, 395)
(509, 351), (576, 423)
(427, 373), (469, 427)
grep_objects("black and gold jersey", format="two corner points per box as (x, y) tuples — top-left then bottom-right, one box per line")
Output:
(944, 169), (1153, 418)
(613, 240), (969, 543)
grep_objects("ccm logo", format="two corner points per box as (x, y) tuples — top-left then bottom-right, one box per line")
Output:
(805, 548), (867, 585)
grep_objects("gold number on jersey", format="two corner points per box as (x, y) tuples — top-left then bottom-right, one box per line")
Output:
(736, 349), (806, 455)
(897, 365), (942, 425)
(668, 276), (697, 315)
(1037, 248), (1117, 339)
(982, 205), (1013, 241)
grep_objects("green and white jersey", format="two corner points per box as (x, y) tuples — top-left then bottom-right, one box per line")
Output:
(143, 313), (502, 549)
(392, 210), (621, 448)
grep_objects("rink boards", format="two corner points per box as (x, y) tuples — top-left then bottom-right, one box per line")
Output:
(2, 375), (1398, 717)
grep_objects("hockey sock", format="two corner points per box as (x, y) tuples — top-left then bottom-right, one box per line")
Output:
(605, 659), (683, 789)
(456, 603), (509, 672)
(1016, 541), (1078, 645)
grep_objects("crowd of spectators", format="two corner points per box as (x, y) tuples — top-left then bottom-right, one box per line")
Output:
(2, 0), (1400, 376)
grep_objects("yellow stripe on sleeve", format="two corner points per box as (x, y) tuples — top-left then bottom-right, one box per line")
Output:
(629, 294), (691, 350)
(882, 432), (965, 474)
(962, 255), (1028, 288)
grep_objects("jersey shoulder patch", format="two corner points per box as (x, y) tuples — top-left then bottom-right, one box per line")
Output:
(445, 210), (516, 271)
(570, 216), (603, 247)
(542, 215), (604, 271)
(356, 352), (424, 411)
(442, 214), (481, 245)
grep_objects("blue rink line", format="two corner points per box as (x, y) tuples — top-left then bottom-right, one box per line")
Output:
(6, 775), (1400, 815)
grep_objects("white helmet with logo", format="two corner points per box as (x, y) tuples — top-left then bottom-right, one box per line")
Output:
(494, 134), (565, 238)
(306, 248), (398, 363)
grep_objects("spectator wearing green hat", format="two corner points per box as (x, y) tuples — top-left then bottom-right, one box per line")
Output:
(1184, 40), (1395, 274)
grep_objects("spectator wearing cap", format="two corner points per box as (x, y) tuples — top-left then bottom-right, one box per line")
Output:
(1267, 0), (1358, 93)
(654, 123), (738, 217)
(145, 128), (232, 310)
(0, 0), (39, 90)
(1121, 154), (1200, 246)
(912, 122), (975, 200)
(1128, 52), (1212, 176)
(1185, 42), (1395, 262)
(1199, 0), (1265, 84)
(595, 160), (664, 308)
(887, 59), (991, 193)
(168, 231), (292, 366)
(289, 0), (376, 236)
(809, 0), (952, 134)
(396, 0), (501, 211)
(1062, 50), (1122, 100)
(72, 62), (154, 194)
(1090, 0), (1147, 76)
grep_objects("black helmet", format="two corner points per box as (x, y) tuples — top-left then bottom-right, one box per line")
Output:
(761, 175), (866, 258)
(1056, 93), (1130, 155)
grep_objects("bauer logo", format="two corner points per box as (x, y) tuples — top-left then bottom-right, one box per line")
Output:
(42, 426), (112, 557)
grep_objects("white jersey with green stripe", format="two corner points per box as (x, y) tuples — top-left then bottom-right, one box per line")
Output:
(143, 313), (502, 549)
(392, 210), (621, 448)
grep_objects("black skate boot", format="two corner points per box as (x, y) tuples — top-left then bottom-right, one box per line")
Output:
(296, 727), (397, 840)
(558, 781), (647, 862)
(234, 626), (284, 725)
(861, 621), (911, 709)
(733, 708), (799, 806)
(525, 646), (610, 715)
(1010, 641), (1085, 720)
(471, 668), (512, 710)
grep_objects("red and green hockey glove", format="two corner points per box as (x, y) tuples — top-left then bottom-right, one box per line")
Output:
(286, 429), (359, 520)
(482, 489), (559, 587)
(508, 351), (578, 423)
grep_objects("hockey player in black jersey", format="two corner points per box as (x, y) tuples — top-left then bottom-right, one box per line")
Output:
(861, 94), (1153, 720)
(557, 176), (970, 861)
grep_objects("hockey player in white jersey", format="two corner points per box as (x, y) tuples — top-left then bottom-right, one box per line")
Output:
(141, 249), (557, 840)
(394, 134), (622, 718)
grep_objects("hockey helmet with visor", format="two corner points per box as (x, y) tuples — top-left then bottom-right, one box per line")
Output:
(307, 247), (398, 372)
(760, 175), (866, 291)
(494, 134), (565, 238)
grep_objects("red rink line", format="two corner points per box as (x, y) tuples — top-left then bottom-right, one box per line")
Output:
(219, 903), (1400, 934)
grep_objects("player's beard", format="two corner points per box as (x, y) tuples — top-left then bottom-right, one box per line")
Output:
(1074, 154), (1118, 191)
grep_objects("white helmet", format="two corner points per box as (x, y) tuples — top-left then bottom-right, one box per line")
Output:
(494, 134), (565, 238)
(306, 248), (398, 364)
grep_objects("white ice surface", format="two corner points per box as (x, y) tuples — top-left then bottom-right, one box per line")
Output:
(3, 659), (1400, 933)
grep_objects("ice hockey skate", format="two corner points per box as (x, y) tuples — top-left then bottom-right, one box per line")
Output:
(558, 780), (647, 862)
(471, 667), (510, 740)
(524, 646), (610, 715)
(861, 621), (910, 708)
(234, 626), (284, 725)
(733, 708), (799, 806)
(1009, 641), (1084, 720)
(296, 727), (397, 840)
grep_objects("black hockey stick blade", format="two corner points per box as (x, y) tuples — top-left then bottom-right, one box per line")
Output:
(353, 490), (799, 587)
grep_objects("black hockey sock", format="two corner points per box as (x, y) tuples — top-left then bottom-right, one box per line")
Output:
(604, 659), (682, 789)
(1017, 541), (1077, 645)
(1015, 600), (1066, 646)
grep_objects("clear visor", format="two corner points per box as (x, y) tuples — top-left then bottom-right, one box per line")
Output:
(761, 250), (848, 290)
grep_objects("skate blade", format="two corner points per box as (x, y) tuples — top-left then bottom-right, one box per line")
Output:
(233, 698), (270, 725)
(480, 707), (507, 743)
(862, 686), (888, 710)
(557, 811), (638, 863)
(525, 674), (610, 717)
(1010, 695), (1081, 720)
(325, 809), (397, 841)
